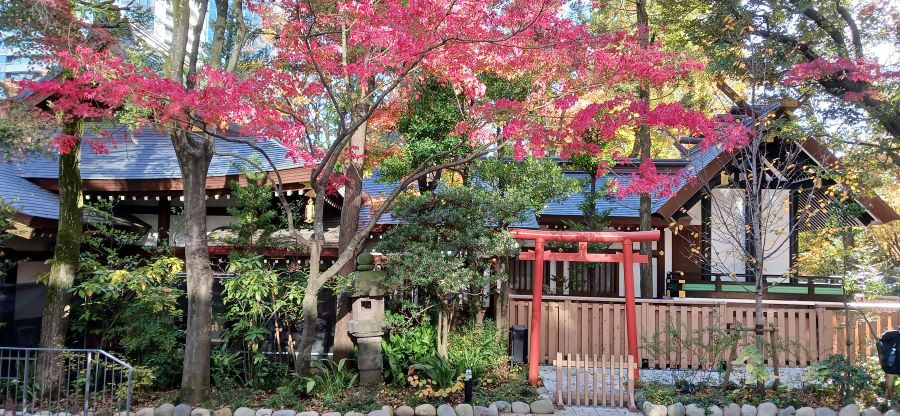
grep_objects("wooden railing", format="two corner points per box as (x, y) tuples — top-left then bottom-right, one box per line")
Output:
(508, 296), (900, 368)
(666, 272), (845, 298)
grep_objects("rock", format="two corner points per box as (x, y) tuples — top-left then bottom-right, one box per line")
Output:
(415, 405), (436, 416)
(646, 404), (667, 416)
(741, 405), (757, 416)
(54, 413), (73, 416)
(256, 410), (273, 416)
(322, 413), (340, 416)
(815, 409), (836, 416)
(758, 403), (778, 416)
(779, 407), (796, 416)
(156, 405), (176, 416)
(137, 409), (155, 416)
(529, 400), (553, 415)
(272, 411), (294, 416)
(491, 403), (509, 414)
(862, 409), (880, 416)
(668, 403), (686, 416)
(455, 405), (474, 416)
(381, 407), (394, 416)
(686, 404), (704, 416)
(474, 407), (497, 416)
(343, 412), (364, 416)
(395, 408), (414, 416)
(725, 405), (742, 416)
(297, 412), (318, 416)
(214, 410), (232, 416)
(839, 406), (860, 416)
(174, 404), (192, 416)
(796, 409), (815, 416)
(191, 409), (210, 416)
(709, 406), (724, 416)
(510, 404), (529, 415)
(369, 411), (390, 416)
(436, 405), (454, 416)
(884, 412), (897, 416)
(113, 412), (133, 416)
(234, 409), (254, 416)
(537, 387), (550, 395)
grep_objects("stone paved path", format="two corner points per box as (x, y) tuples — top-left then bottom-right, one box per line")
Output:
(562, 406), (641, 416)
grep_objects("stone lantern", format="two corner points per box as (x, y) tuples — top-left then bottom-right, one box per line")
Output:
(347, 252), (386, 385)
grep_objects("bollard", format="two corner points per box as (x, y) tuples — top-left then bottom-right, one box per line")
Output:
(464, 368), (473, 404)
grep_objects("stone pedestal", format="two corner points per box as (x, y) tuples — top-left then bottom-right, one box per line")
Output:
(348, 253), (386, 385)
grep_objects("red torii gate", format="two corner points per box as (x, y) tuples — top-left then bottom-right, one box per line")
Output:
(509, 229), (660, 385)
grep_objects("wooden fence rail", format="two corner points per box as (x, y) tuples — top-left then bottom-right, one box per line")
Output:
(509, 297), (900, 368)
(554, 352), (635, 408)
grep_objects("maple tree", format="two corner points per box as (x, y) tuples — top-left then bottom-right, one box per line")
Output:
(10, 0), (752, 400)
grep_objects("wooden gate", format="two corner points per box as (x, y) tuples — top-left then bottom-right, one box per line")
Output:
(554, 352), (636, 408)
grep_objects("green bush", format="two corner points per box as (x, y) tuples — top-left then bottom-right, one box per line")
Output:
(409, 355), (464, 399)
(447, 320), (508, 381)
(301, 358), (359, 400)
(383, 323), (437, 386)
(806, 354), (870, 405)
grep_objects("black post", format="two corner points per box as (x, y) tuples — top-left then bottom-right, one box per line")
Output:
(464, 368), (473, 404)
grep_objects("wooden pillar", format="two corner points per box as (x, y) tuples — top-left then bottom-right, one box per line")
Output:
(700, 193), (711, 275)
(158, 198), (171, 246)
(622, 239), (640, 379)
(528, 238), (545, 385)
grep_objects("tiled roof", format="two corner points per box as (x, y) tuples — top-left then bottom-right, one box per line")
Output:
(0, 127), (305, 219)
(357, 172), (540, 228)
(543, 144), (724, 218)
(0, 163), (60, 219)
(9, 128), (303, 180)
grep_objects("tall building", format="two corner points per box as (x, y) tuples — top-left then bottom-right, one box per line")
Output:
(0, 44), (44, 82)
(0, 0), (212, 84)
(131, 0), (211, 55)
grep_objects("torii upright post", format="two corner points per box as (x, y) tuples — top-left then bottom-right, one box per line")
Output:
(509, 229), (659, 385)
(528, 238), (544, 386)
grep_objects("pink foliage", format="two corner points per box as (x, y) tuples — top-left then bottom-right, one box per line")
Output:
(785, 56), (896, 85)
(20, 0), (751, 200)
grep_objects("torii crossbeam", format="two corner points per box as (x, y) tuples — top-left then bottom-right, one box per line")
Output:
(509, 229), (660, 385)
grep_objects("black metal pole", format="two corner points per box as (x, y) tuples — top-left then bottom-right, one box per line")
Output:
(464, 368), (473, 404)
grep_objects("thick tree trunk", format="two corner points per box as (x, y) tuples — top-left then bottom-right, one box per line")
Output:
(173, 132), (214, 405)
(635, 0), (654, 299)
(38, 117), (83, 385)
(334, 117), (367, 361)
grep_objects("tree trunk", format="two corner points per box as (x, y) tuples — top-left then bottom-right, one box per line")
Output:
(297, 242), (325, 374)
(173, 132), (214, 405)
(494, 259), (509, 335)
(635, 0), (654, 299)
(334, 116), (367, 361)
(437, 305), (450, 360)
(38, 117), (83, 386)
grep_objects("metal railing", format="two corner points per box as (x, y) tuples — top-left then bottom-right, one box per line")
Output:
(0, 347), (132, 415)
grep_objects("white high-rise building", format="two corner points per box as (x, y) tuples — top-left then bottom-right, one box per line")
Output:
(132, 0), (211, 55)
(0, 0), (212, 85)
